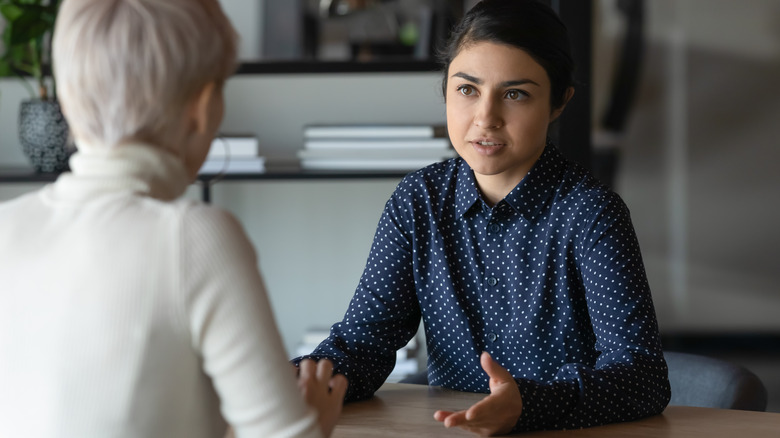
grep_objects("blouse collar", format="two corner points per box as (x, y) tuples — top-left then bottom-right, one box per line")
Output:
(454, 142), (566, 221)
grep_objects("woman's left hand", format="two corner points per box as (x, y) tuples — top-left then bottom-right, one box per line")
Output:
(433, 352), (523, 436)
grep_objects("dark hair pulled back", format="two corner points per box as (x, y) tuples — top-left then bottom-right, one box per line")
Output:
(438, 0), (575, 110)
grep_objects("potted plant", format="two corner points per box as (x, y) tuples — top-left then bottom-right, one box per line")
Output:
(0, 0), (69, 173)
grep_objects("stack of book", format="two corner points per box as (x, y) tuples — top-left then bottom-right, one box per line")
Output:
(298, 124), (456, 171)
(199, 134), (265, 174)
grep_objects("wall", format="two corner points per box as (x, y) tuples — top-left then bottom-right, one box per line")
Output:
(594, 0), (780, 333)
(222, 0), (263, 60)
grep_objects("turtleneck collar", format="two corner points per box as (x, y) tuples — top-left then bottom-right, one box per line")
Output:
(52, 142), (191, 202)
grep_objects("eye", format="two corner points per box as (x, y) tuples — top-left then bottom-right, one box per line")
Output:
(457, 85), (476, 96)
(505, 89), (528, 101)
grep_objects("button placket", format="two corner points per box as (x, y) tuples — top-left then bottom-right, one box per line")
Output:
(482, 208), (504, 349)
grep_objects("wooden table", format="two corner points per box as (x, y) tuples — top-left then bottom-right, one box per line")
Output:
(333, 383), (780, 437)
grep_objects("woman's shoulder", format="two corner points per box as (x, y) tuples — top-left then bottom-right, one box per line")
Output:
(557, 160), (627, 215)
(394, 157), (462, 198)
(173, 200), (244, 233)
(168, 200), (250, 249)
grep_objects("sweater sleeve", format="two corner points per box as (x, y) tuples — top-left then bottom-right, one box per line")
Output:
(180, 203), (322, 438)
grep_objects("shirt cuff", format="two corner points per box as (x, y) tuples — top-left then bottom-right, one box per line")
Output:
(513, 378), (579, 432)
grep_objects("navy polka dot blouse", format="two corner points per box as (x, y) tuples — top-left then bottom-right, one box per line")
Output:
(295, 143), (671, 431)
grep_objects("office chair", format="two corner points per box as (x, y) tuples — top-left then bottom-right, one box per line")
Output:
(400, 351), (769, 411)
(664, 351), (768, 411)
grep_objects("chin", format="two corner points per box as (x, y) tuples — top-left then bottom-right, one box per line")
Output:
(460, 156), (500, 174)
(468, 163), (506, 176)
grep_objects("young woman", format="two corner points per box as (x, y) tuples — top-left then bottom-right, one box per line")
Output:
(296, 0), (670, 435)
(0, 1), (345, 437)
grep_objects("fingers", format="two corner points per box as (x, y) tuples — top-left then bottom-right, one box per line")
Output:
(433, 410), (451, 422)
(464, 399), (489, 421)
(329, 374), (348, 399)
(433, 410), (457, 423)
(298, 358), (335, 383)
(438, 405), (503, 435)
(298, 359), (316, 380)
(297, 359), (347, 397)
(480, 351), (512, 381)
(434, 355), (523, 436)
(434, 410), (467, 428)
(316, 358), (334, 382)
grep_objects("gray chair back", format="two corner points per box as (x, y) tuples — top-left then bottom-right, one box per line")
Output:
(664, 351), (768, 411)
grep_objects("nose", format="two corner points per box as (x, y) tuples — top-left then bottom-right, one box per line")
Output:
(473, 96), (503, 129)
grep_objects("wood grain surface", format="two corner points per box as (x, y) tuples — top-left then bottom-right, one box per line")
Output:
(332, 383), (780, 437)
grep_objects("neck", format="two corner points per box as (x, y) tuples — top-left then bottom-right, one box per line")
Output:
(63, 141), (191, 201)
(474, 173), (520, 207)
(472, 145), (547, 206)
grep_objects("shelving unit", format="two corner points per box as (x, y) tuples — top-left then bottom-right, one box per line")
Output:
(0, 167), (407, 203)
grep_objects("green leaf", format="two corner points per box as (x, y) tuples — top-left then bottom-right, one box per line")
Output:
(0, 0), (58, 97)
(2, 21), (11, 47)
(0, 38), (36, 76)
(0, 58), (13, 76)
(7, 10), (51, 45)
(0, 4), (25, 22)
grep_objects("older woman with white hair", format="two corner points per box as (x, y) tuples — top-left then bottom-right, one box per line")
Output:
(0, 1), (346, 437)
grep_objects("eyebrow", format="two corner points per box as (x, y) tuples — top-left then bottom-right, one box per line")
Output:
(451, 72), (540, 88)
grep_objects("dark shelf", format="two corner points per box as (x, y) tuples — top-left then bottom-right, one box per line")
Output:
(197, 168), (408, 181)
(0, 167), (407, 182)
(235, 60), (440, 75)
(0, 167), (60, 183)
(0, 166), (407, 203)
(36, 60), (440, 78)
(195, 167), (406, 202)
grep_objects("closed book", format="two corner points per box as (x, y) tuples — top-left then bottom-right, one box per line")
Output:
(199, 157), (266, 174)
(304, 138), (452, 151)
(298, 148), (457, 160)
(304, 124), (447, 139)
(300, 157), (448, 171)
(208, 135), (260, 158)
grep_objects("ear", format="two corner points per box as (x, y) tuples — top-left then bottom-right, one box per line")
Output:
(189, 82), (217, 135)
(550, 86), (575, 122)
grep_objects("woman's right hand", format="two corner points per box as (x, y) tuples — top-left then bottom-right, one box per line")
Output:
(297, 359), (349, 438)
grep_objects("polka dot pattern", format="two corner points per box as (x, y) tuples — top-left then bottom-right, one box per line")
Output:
(294, 144), (671, 431)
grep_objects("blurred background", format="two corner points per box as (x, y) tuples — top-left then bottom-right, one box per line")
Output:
(1, 0), (778, 411)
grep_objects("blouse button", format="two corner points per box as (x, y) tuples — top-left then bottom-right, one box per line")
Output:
(489, 224), (500, 233)
(488, 332), (499, 342)
(487, 277), (498, 286)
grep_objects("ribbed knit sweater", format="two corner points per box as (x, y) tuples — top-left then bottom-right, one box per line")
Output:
(0, 143), (321, 438)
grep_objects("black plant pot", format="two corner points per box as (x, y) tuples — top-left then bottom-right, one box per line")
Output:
(19, 99), (72, 173)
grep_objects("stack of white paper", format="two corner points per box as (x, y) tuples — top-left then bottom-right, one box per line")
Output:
(199, 134), (265, 174)
(299, 124), (455, 171)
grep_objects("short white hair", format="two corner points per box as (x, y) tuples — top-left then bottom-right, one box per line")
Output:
(53, 0), (238, 147)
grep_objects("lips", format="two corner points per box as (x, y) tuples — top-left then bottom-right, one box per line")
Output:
(468, 138), (506, 156)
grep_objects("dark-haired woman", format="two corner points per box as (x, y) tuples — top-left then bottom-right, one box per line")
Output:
(295, 0), (670, 435)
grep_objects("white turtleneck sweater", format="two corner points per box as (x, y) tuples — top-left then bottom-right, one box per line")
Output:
(0, 144), (322, 438)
